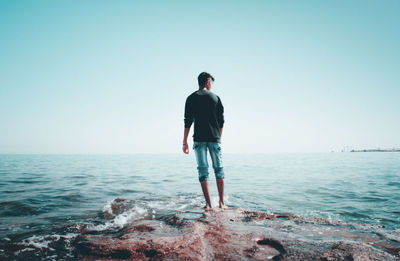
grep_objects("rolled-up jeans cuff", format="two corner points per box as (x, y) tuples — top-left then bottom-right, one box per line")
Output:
(215, 169), (224, 180)
(198, 166), (209, 182)
(199, 175), (209, 182)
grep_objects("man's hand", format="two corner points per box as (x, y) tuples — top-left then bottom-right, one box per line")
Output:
(182, 144), (189, 154)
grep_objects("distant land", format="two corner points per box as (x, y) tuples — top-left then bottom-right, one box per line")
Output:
(339, 146), (400, 152)
(350, 148), (400, 152)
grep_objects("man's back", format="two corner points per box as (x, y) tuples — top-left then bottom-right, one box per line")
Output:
(182, 72), (226, 209)
(184, 89), (224, 142)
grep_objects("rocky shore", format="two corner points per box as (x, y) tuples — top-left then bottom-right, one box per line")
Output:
(76, 205), (400, 260)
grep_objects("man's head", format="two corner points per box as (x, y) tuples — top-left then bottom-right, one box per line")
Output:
(198, 72), (215, 90)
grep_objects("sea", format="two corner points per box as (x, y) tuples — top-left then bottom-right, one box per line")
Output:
(0, 152), (399, 259)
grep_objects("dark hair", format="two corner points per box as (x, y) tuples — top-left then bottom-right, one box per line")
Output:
(198, 72), (215, 87)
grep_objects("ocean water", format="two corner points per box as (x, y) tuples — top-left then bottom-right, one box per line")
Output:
(0, 153), (399, 259)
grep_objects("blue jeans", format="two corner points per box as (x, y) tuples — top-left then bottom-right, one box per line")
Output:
(193, 141), (224, 182)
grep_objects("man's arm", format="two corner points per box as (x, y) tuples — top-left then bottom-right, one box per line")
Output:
(217, 97), (224, 137)
(183, 96), (193, 154)
(183, 127), (190, 154)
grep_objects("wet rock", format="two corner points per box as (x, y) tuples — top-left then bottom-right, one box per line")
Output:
(244, 237), (285, 260)
(160, 213), (187, 227)
(126, 224), (155, 233)
(242, 210), (277, 222)
(75, 208), (400, 261)
(319, 241), (397, 261)
(369, 241), (400, 257)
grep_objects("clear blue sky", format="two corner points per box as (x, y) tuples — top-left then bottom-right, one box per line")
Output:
(1, 0), (399, 153)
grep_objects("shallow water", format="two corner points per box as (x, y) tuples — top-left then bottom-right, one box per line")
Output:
(0, 153), (399, 259)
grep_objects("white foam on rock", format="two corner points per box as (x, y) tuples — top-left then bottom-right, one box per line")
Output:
(102, 199), (114, 215)
(14, 247), (36, 256)
(20, 235), (53, 249)
(379, 228), (400, 242)
(18, 233), (78, 250)
(87, 205), (148, 231)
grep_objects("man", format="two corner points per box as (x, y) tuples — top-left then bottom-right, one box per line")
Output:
(182, 72), (225, 209)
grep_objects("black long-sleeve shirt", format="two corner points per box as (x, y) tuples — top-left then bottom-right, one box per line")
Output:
(184, 89), (224, 142)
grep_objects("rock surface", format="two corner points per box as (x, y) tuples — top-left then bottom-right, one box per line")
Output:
(75, 207), (400, 260)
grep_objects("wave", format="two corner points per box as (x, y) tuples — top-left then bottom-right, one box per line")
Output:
(85, 199), (150, 231)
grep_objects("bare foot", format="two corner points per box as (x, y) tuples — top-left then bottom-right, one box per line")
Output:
(219, 200), (226, 209)
(202, 205), (213, 210)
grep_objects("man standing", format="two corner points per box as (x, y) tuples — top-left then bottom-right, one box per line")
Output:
(182, 72), (225, 209)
